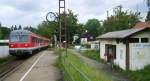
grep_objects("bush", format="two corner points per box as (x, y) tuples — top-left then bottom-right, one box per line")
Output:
(124, 65), (150, 81)
(82, 50), (100, 61)
(0, 56), (16, 64)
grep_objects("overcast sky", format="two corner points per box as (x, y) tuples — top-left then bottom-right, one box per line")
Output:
(0, 0), (148, 27)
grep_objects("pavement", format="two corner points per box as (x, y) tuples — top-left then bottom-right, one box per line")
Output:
(2, 50), (61, 81)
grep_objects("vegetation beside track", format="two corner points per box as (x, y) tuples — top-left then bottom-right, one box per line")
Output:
(55, 49), (111, 81)
(0, 56), (16, 64)
(123, 65), (150, 81)
(82, 50), (100, 61)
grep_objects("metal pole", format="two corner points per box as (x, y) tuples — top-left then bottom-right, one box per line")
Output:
(59, 0), (62, 47)
(64, 0), (67, 57)
(59, 0), (67, 56)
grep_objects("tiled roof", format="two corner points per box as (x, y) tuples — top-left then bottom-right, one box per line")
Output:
(134, 22), (150, 28)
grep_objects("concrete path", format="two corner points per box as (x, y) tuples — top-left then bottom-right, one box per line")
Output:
(2, 50), (61, 81)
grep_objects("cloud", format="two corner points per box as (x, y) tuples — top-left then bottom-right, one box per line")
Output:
(0, 0), (148, 27)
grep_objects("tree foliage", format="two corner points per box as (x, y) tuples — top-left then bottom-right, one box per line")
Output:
(146, 0), (150, 21)
(85, 19), (101, 38)
(24, 26), (37, 33)
(0, 26), (10, 39)
(102, 5), (141, 33)
(36, 10), (81, 43)
(146, 0), (150, 10)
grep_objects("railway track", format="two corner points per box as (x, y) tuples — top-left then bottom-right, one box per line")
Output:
(0, 59), (25, 81)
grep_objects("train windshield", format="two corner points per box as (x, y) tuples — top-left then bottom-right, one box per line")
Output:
(10, 35), (28, 42)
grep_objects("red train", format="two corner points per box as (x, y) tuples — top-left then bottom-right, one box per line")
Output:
(9, 30), (50, 56)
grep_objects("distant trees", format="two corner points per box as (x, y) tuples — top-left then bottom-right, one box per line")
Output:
(85, 19), (101, 38)
(0, 26), (10, 39)
(36, 10), (81, 43)
(102, 5), (141, 33)
(0, 29), (2, 39)
(24, 26), (37, 33)
(146, 0), (150, 21)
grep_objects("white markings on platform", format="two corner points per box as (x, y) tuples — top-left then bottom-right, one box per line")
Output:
(19, 52), (45, 81)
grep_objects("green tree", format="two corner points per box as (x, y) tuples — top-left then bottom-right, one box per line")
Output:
(36, 10), (80, 43)
(24, 26), (37, 33)
(103, 5), (141, 33)
(146, 0), (150, 10)
(0, 27), (10, 39)
(85, 19), (101, 38)
(146, 0), (150, 21)
(0, 29), (2, 39)
(37, 21), (58, 39)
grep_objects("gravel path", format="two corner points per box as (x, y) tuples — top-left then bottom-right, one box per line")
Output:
(71, 49), (132, 81)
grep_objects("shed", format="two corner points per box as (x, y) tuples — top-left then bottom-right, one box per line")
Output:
(97, 28), (150, 70)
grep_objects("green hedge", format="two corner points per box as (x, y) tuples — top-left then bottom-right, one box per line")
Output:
(82, 50), (100, 61)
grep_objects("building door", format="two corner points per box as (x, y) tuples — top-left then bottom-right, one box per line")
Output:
(105, 44), (116, 63)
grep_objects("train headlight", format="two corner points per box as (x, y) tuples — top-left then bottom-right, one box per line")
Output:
(10, 44), (14, 47)
(24, 44), (28, 47)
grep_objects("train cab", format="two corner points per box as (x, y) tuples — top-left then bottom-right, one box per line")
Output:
(9, 30), (50, 57)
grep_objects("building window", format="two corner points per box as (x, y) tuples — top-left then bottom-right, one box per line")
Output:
(129, 38), (139, 43)
(141, 38), (149, 43)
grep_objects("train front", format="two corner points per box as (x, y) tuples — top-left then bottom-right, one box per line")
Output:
(9, 30), (32, 56)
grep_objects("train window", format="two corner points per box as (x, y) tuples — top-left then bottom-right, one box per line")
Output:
(10, 35), (28, 42)
(32, 37), (36, 43)
(10, 35), (19, 42)
(19, 35), (28, 42)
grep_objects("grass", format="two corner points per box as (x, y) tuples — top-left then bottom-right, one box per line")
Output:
(0, 55), (16, 64)
(124, 65), (150, 81)
(55, 49), (112, 81)
(82, 50), (100, 61)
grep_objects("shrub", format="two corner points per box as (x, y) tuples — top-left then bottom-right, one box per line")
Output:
(0, 56), (16, 64)
(82, 50), (100, 61)
(124, 65), (150, 81)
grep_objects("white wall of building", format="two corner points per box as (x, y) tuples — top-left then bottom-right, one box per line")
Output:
(131, 31), (150, 42)
(0, 46), (9, 58)
(100, 39), (127, 70)
(129, 43), (150, 70)
(91, 43), (99, 50)
(100, 43), (106, 59)
(114, 43), (126, 70)
(0, 40), (9, 58)
(81, 38), (87, 44)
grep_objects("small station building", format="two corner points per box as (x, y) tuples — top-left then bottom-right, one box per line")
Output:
(97, 27), (150, 70)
